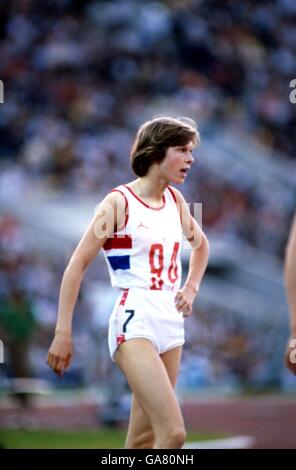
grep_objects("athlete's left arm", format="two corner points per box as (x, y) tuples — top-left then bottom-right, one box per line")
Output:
(170, 187), (209, 318)
(284, 214), (296, 375)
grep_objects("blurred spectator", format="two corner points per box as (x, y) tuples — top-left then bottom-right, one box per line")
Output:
(0, 286), (36, 379)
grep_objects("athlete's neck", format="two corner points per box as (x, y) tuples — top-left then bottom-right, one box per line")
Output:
(131, 176), (167, 203)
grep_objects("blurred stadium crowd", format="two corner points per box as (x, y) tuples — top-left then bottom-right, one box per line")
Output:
(0, 0), (296, 396)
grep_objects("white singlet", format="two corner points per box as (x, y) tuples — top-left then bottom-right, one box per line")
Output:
(102, 184), (185, 360)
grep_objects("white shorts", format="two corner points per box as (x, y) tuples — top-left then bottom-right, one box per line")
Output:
(108, 287), (185, 361)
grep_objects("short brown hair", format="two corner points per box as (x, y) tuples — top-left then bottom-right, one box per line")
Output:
(130, 116), (200, 177)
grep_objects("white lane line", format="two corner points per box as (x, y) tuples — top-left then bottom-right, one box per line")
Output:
(183, 435), (255, 449)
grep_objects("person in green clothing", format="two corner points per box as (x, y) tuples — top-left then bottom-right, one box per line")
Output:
(0, 285), (36, 379)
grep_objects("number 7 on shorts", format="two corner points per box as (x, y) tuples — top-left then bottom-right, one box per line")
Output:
(123, 309), (135, 332)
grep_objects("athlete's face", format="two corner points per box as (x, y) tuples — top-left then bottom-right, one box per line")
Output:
(159, 141), (195, 184)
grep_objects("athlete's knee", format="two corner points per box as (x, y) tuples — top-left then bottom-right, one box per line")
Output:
(166, 426), (186, 448)
(125, 430), (154, 449)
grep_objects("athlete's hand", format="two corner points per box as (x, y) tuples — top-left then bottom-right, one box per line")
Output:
(285, 336), (296, 375)
(174, 285), (198, 318)
(47, 331), (72, 377)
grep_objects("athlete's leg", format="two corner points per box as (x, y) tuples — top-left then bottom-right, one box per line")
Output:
(124, 394), (154, 449)
(114, 339), (185, 449)
(124, 345), (183, 449)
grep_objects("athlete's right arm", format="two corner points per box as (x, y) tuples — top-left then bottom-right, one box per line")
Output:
(284, 214), (296, 375)
(47, 190), (126, 376)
